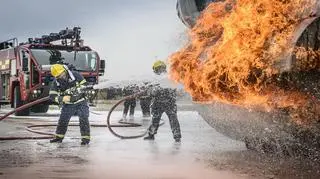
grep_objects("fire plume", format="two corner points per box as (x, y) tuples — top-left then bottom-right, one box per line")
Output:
(169, 0), (320, 124)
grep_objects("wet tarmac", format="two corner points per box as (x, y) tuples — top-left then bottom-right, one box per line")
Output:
(0, 107), (320, 179)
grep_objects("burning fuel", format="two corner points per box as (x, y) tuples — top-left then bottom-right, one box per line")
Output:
(169, 0), (320, 124)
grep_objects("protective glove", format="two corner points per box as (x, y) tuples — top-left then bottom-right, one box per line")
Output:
(62, 96), (71, 103)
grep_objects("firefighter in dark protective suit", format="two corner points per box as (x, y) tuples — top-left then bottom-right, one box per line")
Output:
(139, 82), (152, 117)
(49, 64), (91, 145)
(121, 84), (138, 121)
(143, 60), (181, 142)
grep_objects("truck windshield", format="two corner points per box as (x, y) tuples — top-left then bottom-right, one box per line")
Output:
(31, 49), (97, 71)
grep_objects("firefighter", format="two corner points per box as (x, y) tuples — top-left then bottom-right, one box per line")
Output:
(49, 64), (91, 145)
(143, 60), (181, 142)
(139, 82), (152, 117)
(121, 84), (138, 120)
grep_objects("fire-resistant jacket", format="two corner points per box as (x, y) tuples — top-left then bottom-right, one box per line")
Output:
(49, 66), (87, 104)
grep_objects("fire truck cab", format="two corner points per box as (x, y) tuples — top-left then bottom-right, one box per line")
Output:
(0, 27), (105, 116)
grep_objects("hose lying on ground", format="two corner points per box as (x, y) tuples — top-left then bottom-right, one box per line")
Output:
(0, 97), (54, 140)
(107, 91), (150, 139)
(0, 91), (164, 140)
(107, 90), (164, 139)
(0, 97), (51, 122)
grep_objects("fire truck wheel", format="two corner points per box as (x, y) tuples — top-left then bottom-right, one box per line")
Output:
(14, 86), (30, 116)
(31, 104), (49, 113)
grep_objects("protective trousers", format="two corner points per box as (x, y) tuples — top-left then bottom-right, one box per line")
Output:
(140, 97), (151, 116)
(147, 102), (181, 140)
(123, 99), (136, 116)
(55, 102), (90, 140)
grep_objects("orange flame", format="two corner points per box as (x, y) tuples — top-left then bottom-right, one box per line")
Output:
(169, 0), (319, 124)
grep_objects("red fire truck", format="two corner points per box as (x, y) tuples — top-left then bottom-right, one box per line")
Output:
(0, 27), (105, 116)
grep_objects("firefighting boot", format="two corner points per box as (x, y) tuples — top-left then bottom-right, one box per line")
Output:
(50, 137), (63, 143)
(143, 134), (154, 140)
(81, 139), (90, 145)
(120, 114), (127, 122)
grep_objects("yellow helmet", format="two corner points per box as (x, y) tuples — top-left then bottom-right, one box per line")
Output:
(152, 60), (167, 75)
(50, 64), (65, 77)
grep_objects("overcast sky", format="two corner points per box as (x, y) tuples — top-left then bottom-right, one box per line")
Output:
(0, 0), (186, 80)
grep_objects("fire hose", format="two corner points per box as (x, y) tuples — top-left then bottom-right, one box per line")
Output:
(0, 91), (164, 141)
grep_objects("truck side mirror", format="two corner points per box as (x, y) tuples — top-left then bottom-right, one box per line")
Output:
(22, 56), (29, 72)
(99, 59), (105, 76)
